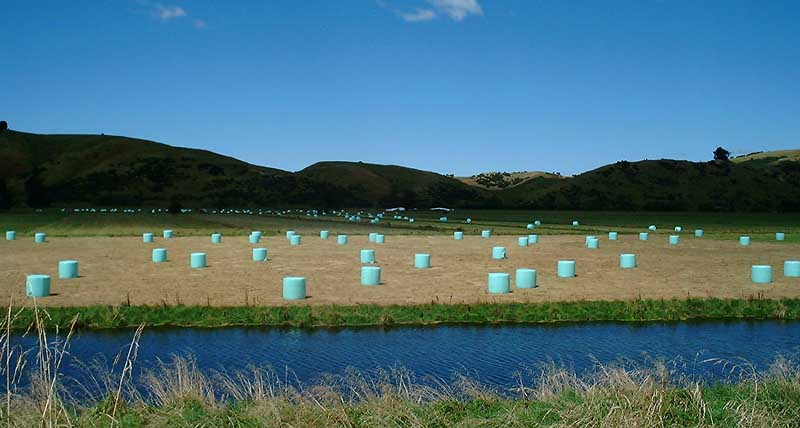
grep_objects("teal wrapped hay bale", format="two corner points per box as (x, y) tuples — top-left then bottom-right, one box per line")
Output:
(487, 272), (510, 294)
(526, 224), (534, 230)
(620, 253), (637, 269)
(143, 232), (154, 243)
(211, 233), (222, 244)
(282, 277), (307, 300)
(557, 260), (576, 278)
(784, 261), (800, 277)
(534, 220), (541, 226)
(587, 237), (599, 249)
(515, 268), (537, 289)
(648, 225), (657, 231)
(481, 230), (491, 239)
(34, 232), (46, 243)
(528, 234), (539, 244)
(190, 253), (207, 269)
(251, 231), (262, 240)
(454, 231), (464, 240)
(375, 234), (385, 244)
(669, 235), (680, 245)
(518, 236), (529, 247)
(152, 248), (167, 263)
(6, 231), (15, 241)
(439, 216), (448, 222)
(360, 249), (376, 264)
(414, 253), (431, 269)
(751, 265), (772, 284)
(26, 275), (50, 298)
(776, 232), (786, 241)
(740, 236), (751, 247)
(163, 230), (173, 239)
(369, 232), (378, 242)
(290, 235), (302, 246)
(695, 229), (704, 238)
(491, 247), (507, 260)
(249, 234), (261, 244)
(58, 260), (79, 279)
(572, 220), (579, 227)
(252, 248), (268, 262)
(674, 226), (682, 232)
(584, 235), (596, 246)
(466, 218), (472, 224)
(337, 235), (348, 245)
(361, 266), (381, 286)
(608, 232), (618, 241)
(286, 230), (296, 240)
(639, 232), (649, 241)
(320, 230), (330, 239)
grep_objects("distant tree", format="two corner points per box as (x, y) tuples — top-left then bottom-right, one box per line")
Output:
(713, 147), (731, 161)
(168, 197), (183, 214)
(24, 168), (49, 208)
(0, 121), (7, 132)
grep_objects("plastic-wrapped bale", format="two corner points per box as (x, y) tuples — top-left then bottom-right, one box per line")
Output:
(648, 225), (657, 231)
(619, 254), (637, 269)
(487, 272), (510, 294)
(454, 231), (464, 240)
(26, 275), (50, 298)
(526, 224), (534, 230)
(152, 248), (167, 263)
(290, 235), (302, 246)
(251, 231), (262, 240)
(369, 232), (378, 242)
(282, 277), (307, 300)
(439, 217), (448, 222)
(528, 234), (538, 244)
(34, 232), (46, 243)
(58, 260), (79, 279)
(190, 253), (207, 268)
(608, 232), (618, 241)
(143, 232), (154, 243)
(414, 253), (431, 269)
(466, 218), (472, 224)
(585, 236), (596, 246)
(776, 232), (786, 241)
(491, 247), (506, 260)
(252, 248), (268, 262)
(320, 230), (330, 239)
(751, 265), (772, 284)
(211, 233), (222, 244)
(5, 231), (15, 241)
(669, 235), (680, 245)
(739, 236), (751, 246)
(784, 261), (800, 277)
(639, 232), (649, 241)
(515, 268), (537, 289)
(518, 236), (529, 247)
(534, 220), (541, 226)
(337, 235), (348, 245)
(375, 234), (385, 244)
(360, 249), (376, 264)
(163, 230), (173, 239)
(481, 230), (491, 239)
(361, 266), (381, 286)
(695, 229), (704, 238)
(286, 230), (296, 240)
(557, 260), (576, 278)
(674, 226), (682, 232)
(572, 220), (579, 227)
(586, 237), (599, 249)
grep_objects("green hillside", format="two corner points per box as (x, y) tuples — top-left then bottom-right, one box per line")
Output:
(501, 158), (800, 211)
(1, 129), (798, 211)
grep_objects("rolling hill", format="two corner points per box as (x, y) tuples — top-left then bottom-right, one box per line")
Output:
(1, 128), (798, 211)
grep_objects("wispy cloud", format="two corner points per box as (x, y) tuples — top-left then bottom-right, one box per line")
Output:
(427, 0), (482, 21)
(193, 19), (208, 29)
(381, 0), (483, 23)
(398, 8), (437, 22)
(153, 4), (186, 21)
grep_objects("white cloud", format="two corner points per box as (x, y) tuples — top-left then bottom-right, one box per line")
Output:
(193, 19), (208, 29)
(153, 4), (186, 21)
(426, 0), (482, 21)
(399, 8), (437, 22)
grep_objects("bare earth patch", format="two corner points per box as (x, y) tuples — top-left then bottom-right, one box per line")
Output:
(1, 234), (798, 307)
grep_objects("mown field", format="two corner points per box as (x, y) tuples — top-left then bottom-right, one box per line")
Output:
(0, 209), (797, 242)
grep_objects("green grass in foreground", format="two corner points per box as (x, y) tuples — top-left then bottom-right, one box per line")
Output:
(16, 298), (800, 330)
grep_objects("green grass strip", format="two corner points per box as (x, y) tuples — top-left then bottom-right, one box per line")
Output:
(13, 298), (800, 330)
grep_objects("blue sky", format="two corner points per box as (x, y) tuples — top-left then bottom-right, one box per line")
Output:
(2, 0), (799, 176)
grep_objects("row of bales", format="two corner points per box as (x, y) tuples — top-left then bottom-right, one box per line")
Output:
(8, 216), (799, 300)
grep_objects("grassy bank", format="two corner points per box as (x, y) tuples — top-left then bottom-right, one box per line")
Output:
(14, 298), (800, 330)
